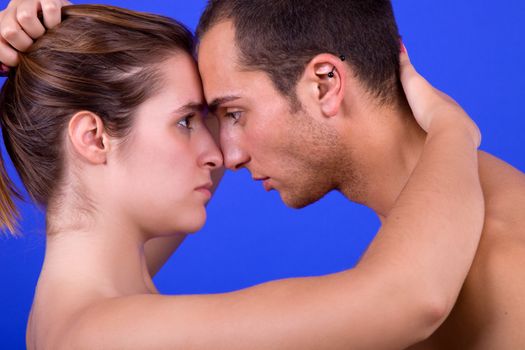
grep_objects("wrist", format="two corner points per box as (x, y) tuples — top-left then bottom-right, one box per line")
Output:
(426, 110), (481, 149)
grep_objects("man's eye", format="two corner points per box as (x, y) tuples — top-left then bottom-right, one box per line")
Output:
(225, 111), (242, 124)
(178, 114), (195, 130)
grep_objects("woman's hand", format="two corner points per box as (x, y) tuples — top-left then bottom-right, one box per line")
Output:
(400, 44), (481, 148)
(0, 0), (69, 66)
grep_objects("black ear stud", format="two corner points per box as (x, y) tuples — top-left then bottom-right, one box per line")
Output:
(328, 55), (346, 78)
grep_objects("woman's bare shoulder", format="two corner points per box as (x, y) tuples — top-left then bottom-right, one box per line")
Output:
(30, 293), (184, 350)
(54, 289), (269, 349)
(27, 282), (124, 350)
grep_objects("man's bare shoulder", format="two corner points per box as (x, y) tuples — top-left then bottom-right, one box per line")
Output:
(478, 151), (525, 241)
(407, 152), (525, 350)
(441, 214), (525, 349)
(476, 151), (525, 279)
(457, 151), (525, 348)
(407, 232), (525, 350)
(478, 151), (525, 198)
(473, 219), (525, 316)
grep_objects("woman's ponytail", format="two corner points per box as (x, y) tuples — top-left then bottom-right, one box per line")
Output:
(0, 147), (19, 235)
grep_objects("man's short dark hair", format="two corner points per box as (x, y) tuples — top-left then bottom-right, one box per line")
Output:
(197, 0), (403, 107)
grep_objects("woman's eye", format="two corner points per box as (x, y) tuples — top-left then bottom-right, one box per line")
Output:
(225, 111), (242, 124)
(178, 114), (195, 130)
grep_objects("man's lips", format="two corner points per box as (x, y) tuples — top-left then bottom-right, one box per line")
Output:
(253, 176), (269, 181)
(262, 179), (273, 192)
(253, 177), (272, 192)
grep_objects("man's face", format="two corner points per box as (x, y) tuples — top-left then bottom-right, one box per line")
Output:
(198, 21), (349, 208)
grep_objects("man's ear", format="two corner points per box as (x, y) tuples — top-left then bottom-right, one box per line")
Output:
(303, 53), (347, 117)
(68, 111), (109, 164)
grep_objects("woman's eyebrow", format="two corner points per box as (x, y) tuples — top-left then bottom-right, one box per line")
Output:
(173, 102), (206, 115)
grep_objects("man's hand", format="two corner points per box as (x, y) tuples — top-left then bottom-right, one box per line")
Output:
(0, 0), (69, 66)
(400, 44), (481, 148)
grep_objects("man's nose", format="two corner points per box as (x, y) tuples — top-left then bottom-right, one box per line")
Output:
(221, 136), (250, 171)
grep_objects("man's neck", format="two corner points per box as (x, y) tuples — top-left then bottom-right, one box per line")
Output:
(339, 102), (426, 219)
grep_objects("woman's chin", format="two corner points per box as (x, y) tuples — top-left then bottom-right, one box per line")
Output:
(177, 210), (207, 234)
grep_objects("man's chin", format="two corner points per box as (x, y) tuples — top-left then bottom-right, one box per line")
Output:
(278, 189), (325, 209)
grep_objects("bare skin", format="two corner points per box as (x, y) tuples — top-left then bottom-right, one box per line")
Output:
(0, 3), (492, 350)
(342, 103), (525, 350)
(19, 44), (481, 349)
(27, 93), (483, 350)
(406, 153), (525, 350)
(30, 153), (525, 350)
(197, 21), (525, 350)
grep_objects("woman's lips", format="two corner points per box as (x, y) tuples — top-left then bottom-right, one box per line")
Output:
(195, 187), (212, 198)
(195, 182), (213, 198)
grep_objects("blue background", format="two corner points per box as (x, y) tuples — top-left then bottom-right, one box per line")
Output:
(0, 1), (524, 348)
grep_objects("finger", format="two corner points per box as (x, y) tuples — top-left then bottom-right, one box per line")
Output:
(16, 1), (46, 39)
(61, 0), (73, 5)
(0, 36), (20, 66)
(400, 46), (459, 108)
(399, 46), (435, 106)
(0, 13), (33, 51)
(400, 46), (481, 146)
(40, 0), (63, 29)
(399, 46), (441, 128)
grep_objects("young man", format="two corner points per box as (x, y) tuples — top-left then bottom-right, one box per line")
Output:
(195, 1), (525, 349)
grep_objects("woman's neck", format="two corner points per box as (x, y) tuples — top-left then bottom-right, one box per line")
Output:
(42, 212), (157, 297)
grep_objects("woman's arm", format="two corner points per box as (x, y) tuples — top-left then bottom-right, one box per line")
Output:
(0, 0), (68, 67)
(0, 3), (484, 348)
(1, 2), (483, 347)
(59, 51), (483, 350)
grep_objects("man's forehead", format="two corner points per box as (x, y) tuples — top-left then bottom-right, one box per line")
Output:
(197, 21), (282, 107)
(197, 25), (247, 106)
(197, 21), (237, 61)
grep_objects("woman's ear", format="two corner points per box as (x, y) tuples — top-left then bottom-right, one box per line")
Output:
(304, 53), (347, 117)
(68, 111), (109, 164)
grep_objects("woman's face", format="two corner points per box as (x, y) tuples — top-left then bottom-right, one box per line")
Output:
(109, 53), (222, 236)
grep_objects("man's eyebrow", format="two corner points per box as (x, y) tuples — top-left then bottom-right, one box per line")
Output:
(174, 102), (206, 115)
(208, 96), (241, 113)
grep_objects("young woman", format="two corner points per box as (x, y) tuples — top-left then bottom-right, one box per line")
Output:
(0, 4), (484, 350)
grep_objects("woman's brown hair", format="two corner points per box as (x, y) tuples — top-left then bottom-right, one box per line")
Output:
(0, 5), (194, 235)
